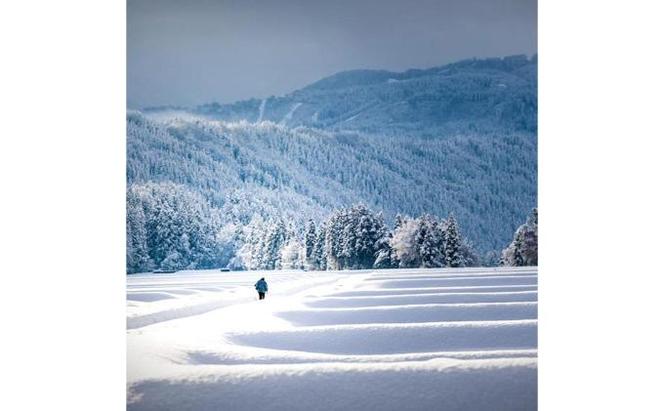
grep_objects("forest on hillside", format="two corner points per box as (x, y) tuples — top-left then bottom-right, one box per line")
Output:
(127, 113), (536, 254)
(127, 181), (537, 273)
(128, 56), (537, 274)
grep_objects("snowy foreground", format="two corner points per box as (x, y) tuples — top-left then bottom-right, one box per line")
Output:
(127, 267), (537, 410)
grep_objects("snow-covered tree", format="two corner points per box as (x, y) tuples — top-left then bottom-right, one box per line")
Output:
(126, 189), (152, 273)
(216, 222), (242, 268)
(126, 182), (224, 273)
(390, 218), (421, 268)
(325, 204), (388, 269)
(444, 214), (465, 267)
(313, 224), (327, 270)
(417, 214), (444, 267)
(280, 240), (305, 270)
(261, 219), (287, 270)
(304, 219), (317, 267)
(501, 208), (538, 266)
(373, 228), (395, 269)
(237, 216), (265, 270)
(459, 239), (480, 267)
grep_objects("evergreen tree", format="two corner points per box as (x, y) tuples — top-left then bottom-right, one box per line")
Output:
(417, 214), (444, 267)
(324, 204), (387, 269)
(263, 219), (287, 270)
(325, 209), (345, 270)
(459, 239), (480, 267)
(126, 182), (224, 273)
(313, 224), (327, 270)
(373, 233), (395, 269)
(444, 214), (465, 267)
(126, 190), (151, 273)
(305, 219), (317, 262)
(280, 240), (304, 269)
(501, 208), (538, 266)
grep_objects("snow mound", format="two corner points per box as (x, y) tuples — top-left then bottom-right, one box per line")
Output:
(127, 267), (537, 410)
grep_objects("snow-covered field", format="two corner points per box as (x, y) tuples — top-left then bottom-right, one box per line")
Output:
(127, 267), (537, 410)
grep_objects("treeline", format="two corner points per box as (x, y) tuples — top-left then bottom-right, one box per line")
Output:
(231, 205), (480, 271)
(126, 182), (538, 273)
(127, 183), (497, 273)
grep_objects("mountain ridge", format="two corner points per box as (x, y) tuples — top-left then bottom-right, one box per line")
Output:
(144, 54), (537, 137)
(130, 55), (537, 257)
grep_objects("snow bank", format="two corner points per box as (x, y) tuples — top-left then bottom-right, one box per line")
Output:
(307, 290), (538, 308)
(128, 358), (536, 411)
(229, 320), (537, 355)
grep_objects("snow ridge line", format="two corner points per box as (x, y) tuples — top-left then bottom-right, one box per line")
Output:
(293, 301), (538, 312)
(331, 284), (537, 297)
(313, 290), (538, 300)
(186, 348), (538, 366)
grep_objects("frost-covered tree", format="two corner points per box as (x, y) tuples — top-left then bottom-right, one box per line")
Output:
(304, 219), (317, 267)
(325, 204), (387, 269)
(459, 239), (480, 267)
(216, 222), (243, 269)
(126, 189), (152, 273)
(417, 214), (444, 268)
(501, 208), (538, 266)
(390, 218), (421, 268)
(126, 182), (223, 273)
(261, 219), (287, 270)
(313, 224), (327, 270)
(237, 216), (265, 270)
(280, 240), (304, 270)
(444, 214), (465, 267)
(373, 229), (395, 269)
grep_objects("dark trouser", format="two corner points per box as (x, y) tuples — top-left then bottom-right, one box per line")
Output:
(258, 292), (265, 300)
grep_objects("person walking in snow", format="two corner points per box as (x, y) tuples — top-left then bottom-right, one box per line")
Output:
(255, 277), (268, 300)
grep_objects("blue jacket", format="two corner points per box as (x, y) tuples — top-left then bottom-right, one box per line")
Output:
(255, 279), (268, 293)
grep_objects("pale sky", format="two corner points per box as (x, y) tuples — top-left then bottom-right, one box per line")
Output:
(127, 0), (537, 108)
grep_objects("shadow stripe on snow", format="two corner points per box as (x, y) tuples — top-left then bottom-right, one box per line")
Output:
(365, 267), (537, 276)
(365, 272), (538, 281)
(331, 285), (537, 297)
(276, 302), (537, 326)
(306, 291), (538, 308)
(378, 276), (537, 288)
(228, 319), (537, 355)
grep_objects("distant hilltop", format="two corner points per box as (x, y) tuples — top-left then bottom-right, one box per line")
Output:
(144, 55), (537, 137)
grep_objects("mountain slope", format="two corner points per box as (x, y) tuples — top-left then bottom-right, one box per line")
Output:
(131, 55), (537, 256)
(147, 54), (537, 137)
(127, 112), (536, 252)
